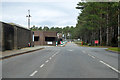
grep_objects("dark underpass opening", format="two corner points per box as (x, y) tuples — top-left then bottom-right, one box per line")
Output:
(34, 36), (39, 41)
(45, 37), (55, 41)
(45, 37), (56, 45)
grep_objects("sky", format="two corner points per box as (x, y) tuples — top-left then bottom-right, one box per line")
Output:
(1, 0), (82, 28)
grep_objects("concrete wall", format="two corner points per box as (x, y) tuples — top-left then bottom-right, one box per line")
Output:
(0, 21), (33, 51)
(2, 22), (14, 51)
(0, 22), (2, 51)
(34, 31), (57, 46)
(43, 31), (57, 45)
(34, 31), (44, 45)
(16, 26), (33, 49)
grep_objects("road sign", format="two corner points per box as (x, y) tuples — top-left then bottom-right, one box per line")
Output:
(95, 40), (99, 44)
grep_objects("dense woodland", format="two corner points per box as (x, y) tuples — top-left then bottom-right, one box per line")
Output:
(76, 2), (119, 47)
(30, 2), (120, 47)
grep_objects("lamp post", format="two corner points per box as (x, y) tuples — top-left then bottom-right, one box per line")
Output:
(26, 10), (31, 29)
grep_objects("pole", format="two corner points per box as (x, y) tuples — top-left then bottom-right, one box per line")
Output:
(26, 10), (31, 29)
(28, 18), (30, 29)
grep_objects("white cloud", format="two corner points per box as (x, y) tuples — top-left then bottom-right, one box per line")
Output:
(2, 0), (81, 2)
(1, 1), (80, 28)
(34, 9), (68, 18)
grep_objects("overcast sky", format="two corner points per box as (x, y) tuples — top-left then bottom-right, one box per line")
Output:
(1, 0), (82, 28)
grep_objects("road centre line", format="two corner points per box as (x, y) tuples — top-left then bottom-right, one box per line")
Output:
(53, 54), (56, 56)
(40, 64), (45, 68)
(99, 60), (120, 73)
(68, 50), (73, 51)
(88, 54), (91, 56)
(30, 71), (38, 76)
(49, 57), (52, 60)
(91, 56), (95, 59)
(52, 55), (55, 57)
(87, 54), (95, 59)
(30, 52), (60, 77)
(82, 51), (86, 53)
(82, 50), (96, 59)
(45, 60), (49, 63)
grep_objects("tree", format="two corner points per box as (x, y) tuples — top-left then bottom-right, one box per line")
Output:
(43, 26), (49, 31)
(75, 2), (119, 46)
(38, 27), (42, 30)
(30, 25), (39, 31)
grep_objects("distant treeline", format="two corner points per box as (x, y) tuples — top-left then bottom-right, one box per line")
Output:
(30, 25), (76, 39)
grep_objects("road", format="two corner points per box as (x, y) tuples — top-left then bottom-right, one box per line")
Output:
(2, 43), (119, 78)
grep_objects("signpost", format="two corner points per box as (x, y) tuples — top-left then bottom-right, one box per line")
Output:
(56, 41), (58, 46)
(60, 41), (63, 46)
(80, 41), (83, 45)
(95, 40), (99, 46)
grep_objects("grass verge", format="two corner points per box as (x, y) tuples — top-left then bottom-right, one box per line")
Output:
(74, 42), (119, 53)
(106, 47), (120, 52)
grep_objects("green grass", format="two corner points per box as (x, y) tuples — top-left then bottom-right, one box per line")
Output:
(74, 42), (119, 52)
(78, 44), (119, 52)
(74, 42), (109, 48)
(107, 47), (120, 52)
(79, 45), (111, 48)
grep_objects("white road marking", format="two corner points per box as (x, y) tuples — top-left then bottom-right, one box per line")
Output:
(30, 51), (61, 77)
(30, 71), (38, 76)
(68, 50), (73, 51)
(82, 51), (86, 53)
(53, 54), (56, 56)
(88, 54), (91, 56)
(49, 57), (52, 60)
(88, 54), (95, 59)
(91, 56), (95, 59)
(40, 64), (45, 68)
(99, 60), (120, 73)
(52, 55), (55, 57)
(45, 60), (49, 63)
(82, 50), (119, 73)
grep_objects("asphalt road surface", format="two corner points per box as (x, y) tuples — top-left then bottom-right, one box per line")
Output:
(1, 43), (119, 78)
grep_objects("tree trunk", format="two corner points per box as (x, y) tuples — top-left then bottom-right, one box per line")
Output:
(106, 13), (109, 46)
(100, 26), (102, 46)
(118, 7), (120, 47)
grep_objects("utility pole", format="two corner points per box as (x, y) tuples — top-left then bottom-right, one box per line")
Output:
(26, 10), (31, 29)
